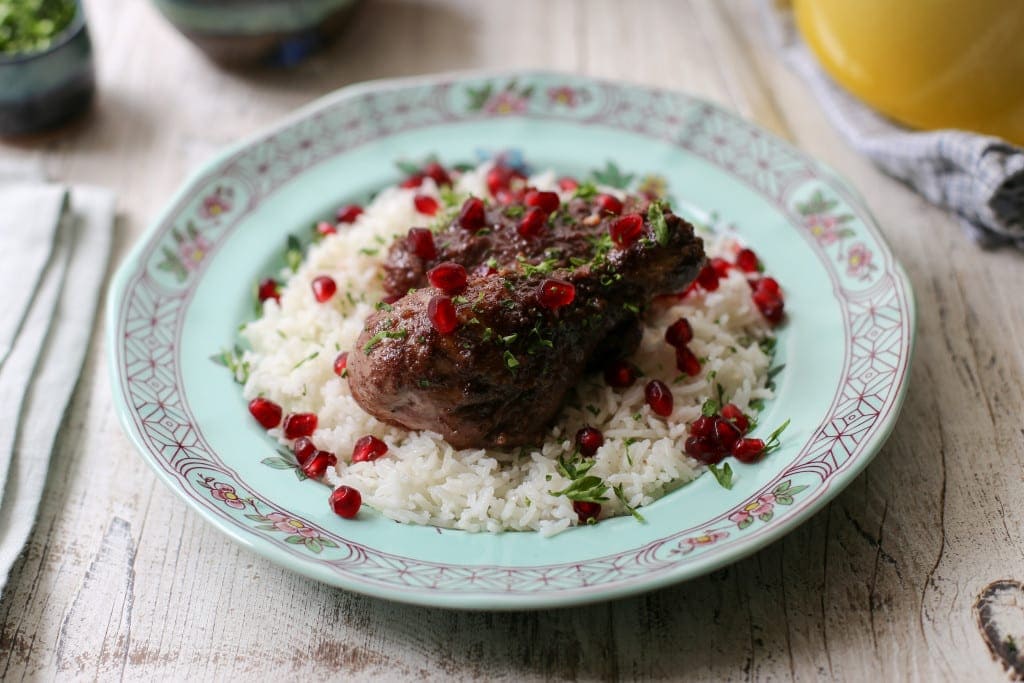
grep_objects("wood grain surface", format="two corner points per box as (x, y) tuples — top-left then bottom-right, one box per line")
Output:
(2, 0), (1023, 680)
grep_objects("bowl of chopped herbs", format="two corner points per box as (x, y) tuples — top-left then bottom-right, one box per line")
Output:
(0, 0), (94, 136)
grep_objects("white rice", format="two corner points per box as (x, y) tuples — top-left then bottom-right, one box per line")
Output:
(241, 162), (774, 536)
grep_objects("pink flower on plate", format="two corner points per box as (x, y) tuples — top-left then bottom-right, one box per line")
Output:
(178, 234), (211, 271)
(266, 511), (320, 538)
(209, 482), (246, 510)
(846, 242), (874, 277)
(547, 86), (579, 107)
(805, 213), (840, 245)
(684, 530), (728, 548)
(199, 188), (232, 219)
(729, 493), (777, 527)
(484, 92), (528, 115)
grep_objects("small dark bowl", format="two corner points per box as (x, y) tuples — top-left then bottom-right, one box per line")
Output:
(152, 0), (361, 66)
(0, 0), (95, 137)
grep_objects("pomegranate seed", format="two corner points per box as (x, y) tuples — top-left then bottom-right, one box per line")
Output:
(333, 351), (348, 377)
(486, 165), (525, 196)
(696, 264), (720, 291)
(292, 436), (316, 466)
(604, 359), (637, 388)
(302, 450), (336, 478)
(732, 437), (766, 463)
(407, 227), (437, 260)
(676, 346), (702, 376)
(495, 188), (524, 205)
(413, 194), (440, 216)
(283, 412), (317, 439)
(538, 278), (576, 310)
(336, 204), (363, 224)
(645, 380), (674, 417)
(248, 397), (282, 429)
(610, 213), (644, 249)
(428, 295), (459, 335)
(720, 403), (749, 432)
(752, 278), (785, 324)
(423, 161), (452, 187)
(690, 415), (715, 438)
(711, 257), (732, 278)
(311, 275), (337, 303)
(575, 426), (604, 457)
(595, 194), (623, 216)
(757, 277), (781, 295)
(458, 197), (486, 232)
(685, 435), (724, 464)
(736, 248), (759, 273)
(524, 190), (560, 214)
(427, 262), (467, 293)
(330, 485), (362, 518)
(664, 318), (693, 347)
(401, 173), (424, 189)
(257, 277), (280, 303)
(517, 207), (547, 238)
(557, 176), (579, 192)
(316, 221), (336, 237)
(714, 418), (742, 451)
(352, 435), (388, 462)
(573, 500), (601, 524)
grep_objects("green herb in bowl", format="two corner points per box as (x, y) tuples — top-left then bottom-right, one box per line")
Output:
(0, 0), (77, 55)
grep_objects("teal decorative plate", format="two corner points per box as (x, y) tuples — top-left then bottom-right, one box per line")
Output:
(106, 71), (915, 610)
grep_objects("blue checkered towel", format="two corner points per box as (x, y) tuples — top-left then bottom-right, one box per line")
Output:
(765, 4), (1024, 248)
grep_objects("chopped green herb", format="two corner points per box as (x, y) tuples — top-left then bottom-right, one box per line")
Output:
(485, 257), (499, 269)
(573, 181), (599, 200)
(648, 200), (670, 246)
(375, 301), (393, 312)
(569, 256), (588, 267)
(701, 398), (720, 417)
(452, 295), (469, 305)
(623, 302), (640, 314)
(210, 345), (250, 384)
(503, 350), (520, 370)
(613, 485), (646, 522)
(292, 351), (319, 369)
(482, 327), (494, 342)
(708, 462), (734, 489)
(417, 379), (431, 388)
(0, 0), (77, 55)
(285, 235), (303, 273)
(505, 205), (525, 218)
(363, 329), (408, 353)
(359, 247), (379, 256)
(501, 333), (518, 345)
(585, 404), (600, 416)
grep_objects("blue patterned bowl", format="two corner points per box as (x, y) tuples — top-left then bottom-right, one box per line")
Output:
(0, 0), (94, 137)
(151, 0), (361, 66)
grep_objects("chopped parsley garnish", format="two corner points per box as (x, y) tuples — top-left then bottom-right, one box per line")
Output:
(613, 485), (645, 522)
(648, 200), (669, 246)
(362, 329), (408, 353)
(417, 378), (431, 388)
(503, 350), (520, 370)
(518, 254), (560, 277)
(623, 302), (640, 314)
(550, 454), (609, 503)
(284, 235), (303, 273)
(501, 333), (518, 345)
(573, 181), (599, 200)
(375, 301), (393, 312)
(211, 345), (250, 384)
(504, 205), (525, 218)
(708, 462), (733, 489)
(359, 247), (379, 256)
(292, 351), (319, 369)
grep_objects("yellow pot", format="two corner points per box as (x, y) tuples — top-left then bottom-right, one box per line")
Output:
(794, 0), (1024, 145)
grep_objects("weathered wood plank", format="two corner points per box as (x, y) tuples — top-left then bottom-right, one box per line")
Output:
(2, 0), (1022, 680)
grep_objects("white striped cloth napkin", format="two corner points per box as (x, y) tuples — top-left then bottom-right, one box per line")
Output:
(0, 166), (114, 593)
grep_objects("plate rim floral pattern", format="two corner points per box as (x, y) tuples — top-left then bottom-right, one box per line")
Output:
(106, 70), (916, 610)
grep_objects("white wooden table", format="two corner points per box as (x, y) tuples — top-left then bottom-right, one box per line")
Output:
(3, 0), (1023, 679)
